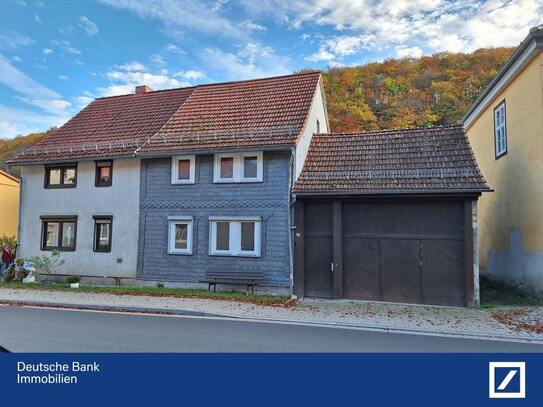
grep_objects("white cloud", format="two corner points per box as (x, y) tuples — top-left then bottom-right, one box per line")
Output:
(0, 31), (34, 50)
(34, 14), (42, 23)
(97, 62), (194, 97)
(0, 54), (59, 100)
(97, 0), (248, 40)
(15, 0), (27, 6)
(79, 16), (99, 36)
(205, 43), (291, 80)
(174, 70), (205, 81)
(165, 43), (184, 54)
(248, 0), (543, 55)
(305, 47), (335, 62)
(395, 45), (423, 58)
(58, 75), (69, 80)
(0, 55), (71, 137)
(150, 54), (166, 66)
(0, 105), (68, 138)
(115, 61), (146, 71)
(16, 97), (72, 115)
(43, 48), (53, 55)
(51, 40), (82, 55)
(241, 20), (267, 31)
(12, 56), (22, 63)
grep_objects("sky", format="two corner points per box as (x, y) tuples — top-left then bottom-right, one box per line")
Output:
(0, 0), (542, 138)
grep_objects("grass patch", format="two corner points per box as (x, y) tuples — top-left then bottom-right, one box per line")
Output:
(0, 281), (293, 307)
(480, 275), (539, 308)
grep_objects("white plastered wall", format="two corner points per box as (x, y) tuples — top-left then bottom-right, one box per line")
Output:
(19, 158), (141, 277)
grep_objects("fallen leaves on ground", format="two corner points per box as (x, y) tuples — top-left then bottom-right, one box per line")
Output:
(491, 308), (543, 334)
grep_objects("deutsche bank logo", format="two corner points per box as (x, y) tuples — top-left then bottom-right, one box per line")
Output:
(489, 362), (526, 399)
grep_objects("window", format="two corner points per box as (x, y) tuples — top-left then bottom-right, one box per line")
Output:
(93, 216), (112, 252)
(213, 152), (263, 183)
(40, 216), (77, 251)
(494, 100), (507, 158)
(209, 217), (261, 257)
(316, 119), (320, 133)
(168, 217), (193, 254)
(44, 164), (77, 188)
(171, 155), (195, 184)
(95, 161), (113, 187)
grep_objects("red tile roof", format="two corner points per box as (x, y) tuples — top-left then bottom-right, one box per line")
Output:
(10, 71), (322, 164)
(292, 125), (490, 195)
(138, 71), (321, 154)
(9, 87), (196, 164)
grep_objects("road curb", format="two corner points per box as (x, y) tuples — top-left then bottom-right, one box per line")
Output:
(2, 298), (542, 345)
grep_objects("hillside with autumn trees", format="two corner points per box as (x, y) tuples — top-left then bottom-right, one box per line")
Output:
(322, 47), (514, 132)
(0, 47), (514, 175)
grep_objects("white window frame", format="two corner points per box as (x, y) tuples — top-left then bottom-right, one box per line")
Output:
(494, 101), (507, 158)
(167, 216), (193, 255)
(171, 155), (195, 184)
(209, 216), (261, 257)
(213, 152), (263, 183)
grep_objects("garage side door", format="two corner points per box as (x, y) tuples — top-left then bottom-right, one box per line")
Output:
(303, 202), (333, 299)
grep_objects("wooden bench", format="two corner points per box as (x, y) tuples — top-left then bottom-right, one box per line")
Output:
(200, 271), (263, 294)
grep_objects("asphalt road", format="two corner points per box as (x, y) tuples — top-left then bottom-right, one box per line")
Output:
(1, 305), (542, 352)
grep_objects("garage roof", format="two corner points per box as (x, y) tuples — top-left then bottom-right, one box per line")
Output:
(293, 125), (490, 195)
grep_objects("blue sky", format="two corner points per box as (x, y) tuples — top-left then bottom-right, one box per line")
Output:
(1, 0), (542, 138)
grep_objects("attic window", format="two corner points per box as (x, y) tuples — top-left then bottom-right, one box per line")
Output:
(95, 161), (113, 187)
(44, 164), (77, 188)
(171, 155), (195, 184)
(316, 119), (320, 133)
(213, 152), (263, 183)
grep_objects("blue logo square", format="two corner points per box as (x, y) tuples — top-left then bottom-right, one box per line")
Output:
(494, 367), (521, 393)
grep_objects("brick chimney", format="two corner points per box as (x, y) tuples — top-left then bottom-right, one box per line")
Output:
(135, 85), (153, 94)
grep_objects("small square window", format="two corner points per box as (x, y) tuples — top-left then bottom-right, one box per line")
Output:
(178, 160), (191, 180)
(220, 157), (234, 179)
(171, 155), (195, 184)
(168, 217), (193, 254)
(45, 164), (77, 188)
(93, 217), (112, 252)
(41, 216), (77, 251)
(95, 161), (113, 187)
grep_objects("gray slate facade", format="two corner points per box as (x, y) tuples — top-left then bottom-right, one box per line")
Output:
(137, 151), (292, 287)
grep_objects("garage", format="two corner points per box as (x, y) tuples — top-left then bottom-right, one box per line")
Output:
(292, 126), (490, 307)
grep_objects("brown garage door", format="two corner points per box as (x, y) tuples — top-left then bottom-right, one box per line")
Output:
(303, 200), (466, 306)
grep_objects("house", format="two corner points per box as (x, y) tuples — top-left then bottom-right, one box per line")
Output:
(9, 71), (329, 290)
(292, 126), (490, 306)
(9, 69), (487, 306)
(462, 25), (543, 294)
(0, 170), (20, 238)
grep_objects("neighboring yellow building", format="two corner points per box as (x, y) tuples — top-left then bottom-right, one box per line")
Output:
(463, 25), (543, 294)
(0, 169), (20, 238)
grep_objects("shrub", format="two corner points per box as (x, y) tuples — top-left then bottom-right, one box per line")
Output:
(28, 250), (65, 278)
(66, 276), (81, 284)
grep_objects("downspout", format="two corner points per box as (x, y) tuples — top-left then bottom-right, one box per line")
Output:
(287, 147), (295, 296)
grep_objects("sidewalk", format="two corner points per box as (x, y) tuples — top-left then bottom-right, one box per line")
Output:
(0, 287), (542, 343)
